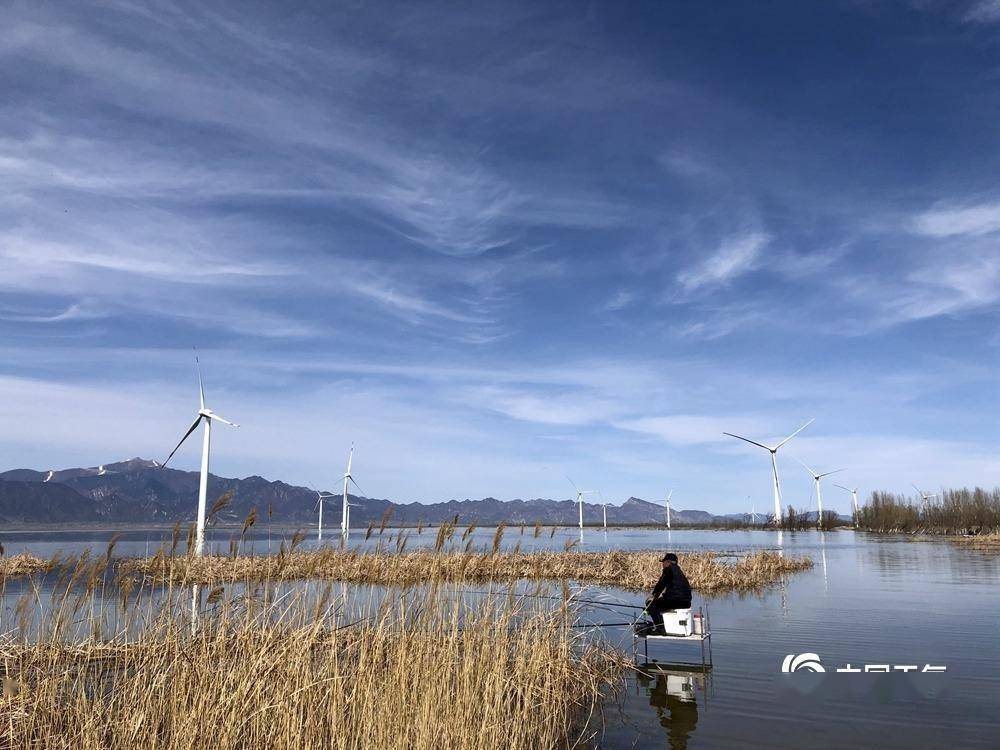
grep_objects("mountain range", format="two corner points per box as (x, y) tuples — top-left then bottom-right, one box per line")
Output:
(0, 458), (758, 527)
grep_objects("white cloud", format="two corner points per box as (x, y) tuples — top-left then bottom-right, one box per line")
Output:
(616, 414), (769, 445)
(677, 232), (769, 291)
(468, 386), (623, 426)
(964, 1), (1000, 23)
(911, 200), (1000, 237)
(602, 289), (635, 312)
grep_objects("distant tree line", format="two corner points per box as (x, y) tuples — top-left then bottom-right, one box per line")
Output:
(857, 488), (1000, 534)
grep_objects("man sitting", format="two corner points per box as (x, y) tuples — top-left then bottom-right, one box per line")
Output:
(642, 552), (692, 633)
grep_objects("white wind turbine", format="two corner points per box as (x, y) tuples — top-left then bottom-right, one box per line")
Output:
(598, 490), (609, 529)
(162, 356), (239, 556)
(311, 485), (337, 541)
(664, 489), (674, 529)
(723, 420), (814, 525)
(834, 483), (860, 528)
(912, 483), (937, 505)
(795, 459), (844, 529)
(567, 477), (595, 529)
(341, 444), (365, 534)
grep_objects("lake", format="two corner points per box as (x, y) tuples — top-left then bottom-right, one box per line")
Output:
(1, 526), (998, 749)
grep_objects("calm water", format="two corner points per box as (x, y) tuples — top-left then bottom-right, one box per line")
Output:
(2, 526), (998, 749)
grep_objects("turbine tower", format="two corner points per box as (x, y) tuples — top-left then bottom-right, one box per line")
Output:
(163, 355), (239, 556)
(567, 477), (594, 529)
(795, 459), (844, 529)
(834, 484), (860, 528)
(723, 420), (814, 525)
(665, 489), (674, 529)
(311, 486), (336, 541)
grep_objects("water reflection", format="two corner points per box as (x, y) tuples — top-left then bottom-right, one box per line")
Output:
(635, 665), (709, 749)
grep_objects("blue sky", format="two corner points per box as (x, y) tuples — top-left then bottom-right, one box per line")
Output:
(1, 0), (998, 514)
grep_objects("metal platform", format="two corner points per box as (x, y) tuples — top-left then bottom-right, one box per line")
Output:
(632, 605), (713, 667)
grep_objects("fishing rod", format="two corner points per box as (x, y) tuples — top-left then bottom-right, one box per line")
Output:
(461, 589), (648, 611)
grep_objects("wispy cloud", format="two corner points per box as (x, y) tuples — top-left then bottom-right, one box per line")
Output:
(616, 414), (769, 445)
(964, 0), (1000, 23)
(677, 231), (770, 292)
(911, 200), (1000, 237)
(601, 289), (635, 312)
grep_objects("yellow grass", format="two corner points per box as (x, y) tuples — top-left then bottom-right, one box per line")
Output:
(953, 533), (1000, 550)
(0, 553), (51, 578)
(0, 581), (621, 750)
(120, 549), (811, 591)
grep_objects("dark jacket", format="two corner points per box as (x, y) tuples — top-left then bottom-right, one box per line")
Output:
(650, 564), (692, 607)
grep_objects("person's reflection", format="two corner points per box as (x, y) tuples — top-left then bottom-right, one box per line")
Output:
(637, 670), (699, 749)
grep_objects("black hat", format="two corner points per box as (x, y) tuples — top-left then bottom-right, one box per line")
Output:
(660, 552), (678, 563)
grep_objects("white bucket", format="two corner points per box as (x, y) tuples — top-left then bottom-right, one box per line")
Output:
(660, 608), (693, 636)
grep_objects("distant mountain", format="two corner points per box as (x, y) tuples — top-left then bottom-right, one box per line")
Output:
(0, 458), (745, 527)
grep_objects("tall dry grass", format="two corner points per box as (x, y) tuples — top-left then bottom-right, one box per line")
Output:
(120, 548), (811, 592)
(0, 556), (621, 750)
(0, 553), (51, 579)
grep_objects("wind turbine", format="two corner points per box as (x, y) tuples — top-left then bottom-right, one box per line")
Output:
(834, 484), (859, 528)
(795, 458), (844, 529)
(723, 419), (814, 525)
(311, 486), (336, 541)
(341, 444), (365, 534)
(911, 483), (937, 505)
(749, 496), (756, 525)
(566, 477), (594, 529)
(598, 490), (609, 529)
(163, 355), (239, 556)
(664, 489), (674, 529)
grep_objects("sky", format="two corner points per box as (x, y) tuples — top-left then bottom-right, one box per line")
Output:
(1, 0), (999, 514)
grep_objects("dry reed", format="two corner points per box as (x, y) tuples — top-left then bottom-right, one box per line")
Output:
(0, 566), (621, 749)
(0, 553), (52, 578)
(121, 549), (811, 591)
(953, 533), (1000, 550)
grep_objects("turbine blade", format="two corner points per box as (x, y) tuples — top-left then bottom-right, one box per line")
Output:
(910, 483), (923, 495)
(207, 412), (239, 427)
(818, 468), (845, 478)
(722, 432), (771, 451)
(793, 456), (817, 477)
(163, 416), (203, 467)
(348, 476), (367, 497)
(775, 419), (814, 450)
(566, 475), (580, 491)
(195, 351), (205, 411)
(833, 483), (851, 492)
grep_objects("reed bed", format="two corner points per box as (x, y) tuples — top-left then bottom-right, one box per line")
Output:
(0, 567), (621, 749)
(953, 533), (1000, 550)
(120, 549), (811, 591)
(0, 553), (51, 578)
(859, 488), (1000, 534)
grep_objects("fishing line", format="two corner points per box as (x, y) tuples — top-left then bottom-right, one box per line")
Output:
(460, 589), (648, 611)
